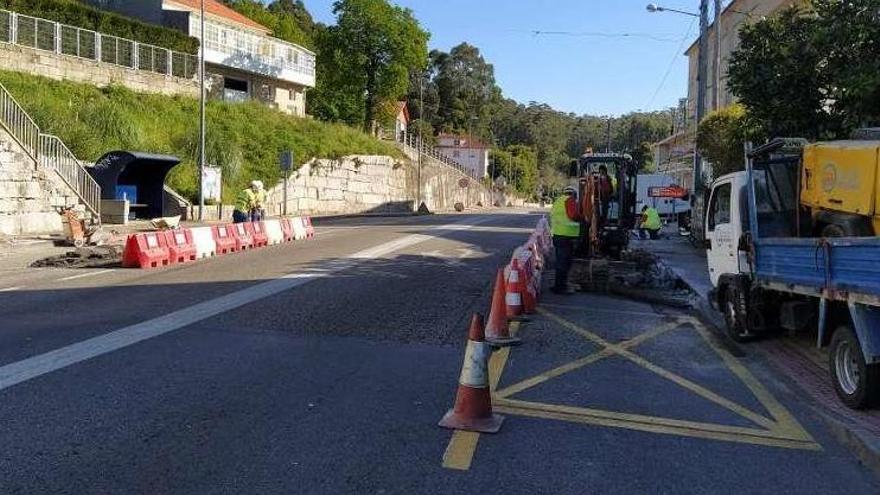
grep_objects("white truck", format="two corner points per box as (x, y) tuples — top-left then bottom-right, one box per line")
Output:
(704, 139), (880, 409)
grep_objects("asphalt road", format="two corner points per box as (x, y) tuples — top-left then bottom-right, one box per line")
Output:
(0, 210), (878, 494)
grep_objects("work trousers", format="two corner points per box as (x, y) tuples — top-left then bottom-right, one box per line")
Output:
(553, 236), (576, 291)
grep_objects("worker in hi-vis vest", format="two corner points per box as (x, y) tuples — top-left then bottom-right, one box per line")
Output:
(551, 186), (582, 295)
(640, 205), (662, 240)
(233, 182), (258, 224)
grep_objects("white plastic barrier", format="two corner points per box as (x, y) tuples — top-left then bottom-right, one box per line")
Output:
(264, 218), (284, 245)
(190, 226), (216, 259)
(291, 217), (308, 240)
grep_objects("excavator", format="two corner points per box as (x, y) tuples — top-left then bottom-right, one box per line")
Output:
(568, 151), (639, 259)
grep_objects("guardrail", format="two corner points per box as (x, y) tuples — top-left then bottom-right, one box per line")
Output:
(39, 134), (101, 218)
(0, 9), (198, 79)
(400, 133), (479, 181)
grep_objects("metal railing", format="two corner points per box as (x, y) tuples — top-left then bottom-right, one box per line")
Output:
(0, 10), (198, 80)
(0, 81), (101, 220)
(399, 133), (480, 181)
(39, 135), (101, 219)
(0, 81), (39, 158)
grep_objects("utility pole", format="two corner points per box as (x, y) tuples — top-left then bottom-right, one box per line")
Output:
(197, 0), (206, 221)
(713, 0), (722, 111)
(694, 0), (709, 195)
(417, 70), (423, 211)
(606, 117), (612, 153)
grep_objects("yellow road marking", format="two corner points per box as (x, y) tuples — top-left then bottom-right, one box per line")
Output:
(690, 320), (815, 442)
(441, 307), (822, 471)
(539, 309), (777, 430)
(441, 431), (479, 471)
(441, 321), (519, 471)
(495, 402), (820, 451)
(495, 320), (682, 399)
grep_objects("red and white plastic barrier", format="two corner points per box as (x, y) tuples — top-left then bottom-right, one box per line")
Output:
(123, 216), (317, 269)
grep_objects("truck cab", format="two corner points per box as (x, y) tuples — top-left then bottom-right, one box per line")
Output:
(705, 171), (749, 287)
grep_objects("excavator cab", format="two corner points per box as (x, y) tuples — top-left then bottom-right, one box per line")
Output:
(569, 152), (638, 259)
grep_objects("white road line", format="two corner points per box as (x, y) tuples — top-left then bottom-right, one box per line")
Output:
(0, 216), (496, 391)
(57, 269), (114, 282)
(0, 286), (22, 292)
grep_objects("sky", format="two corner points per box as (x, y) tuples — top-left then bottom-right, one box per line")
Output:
(301, 0), (704, 117)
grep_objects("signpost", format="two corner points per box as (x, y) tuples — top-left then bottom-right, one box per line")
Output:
(280, 151), (294, 216)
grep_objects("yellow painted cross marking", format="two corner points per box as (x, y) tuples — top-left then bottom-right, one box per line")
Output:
(441, 308), (820, 471)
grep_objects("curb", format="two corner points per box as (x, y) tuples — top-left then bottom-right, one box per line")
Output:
(663, 256), (880, 474)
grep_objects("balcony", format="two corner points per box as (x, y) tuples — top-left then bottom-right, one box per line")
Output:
(192, 17), (315, 88)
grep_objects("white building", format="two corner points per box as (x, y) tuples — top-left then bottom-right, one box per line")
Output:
(435, 134), (489, 178)
(85, 0), (315, 116)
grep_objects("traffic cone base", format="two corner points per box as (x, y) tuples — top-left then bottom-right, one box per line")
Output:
(438, 409), (505, 433)
(486, 334), (522, 347)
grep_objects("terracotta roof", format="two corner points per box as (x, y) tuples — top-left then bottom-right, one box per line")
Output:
(166, 0), (269, 32)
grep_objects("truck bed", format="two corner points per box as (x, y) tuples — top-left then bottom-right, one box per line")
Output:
(754, 237), (880, 299)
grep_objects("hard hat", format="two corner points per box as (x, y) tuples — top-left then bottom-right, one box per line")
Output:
(250, 180), (260, 188)
(563, 186), (576, 195)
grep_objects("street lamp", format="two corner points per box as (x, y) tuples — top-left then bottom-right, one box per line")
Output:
(645, 3), (698, 17)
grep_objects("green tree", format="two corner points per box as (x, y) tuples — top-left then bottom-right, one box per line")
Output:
(696, 104), (755, 178)
(728, 7), (834, 140)
(314, 0), (428, 131)
(813, 0), (880, 129)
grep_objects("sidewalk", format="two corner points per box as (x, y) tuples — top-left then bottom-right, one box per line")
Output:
(638, 224), (880, 473)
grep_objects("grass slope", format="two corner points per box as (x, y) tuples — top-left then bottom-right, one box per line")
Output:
(0, 70), (402, 201)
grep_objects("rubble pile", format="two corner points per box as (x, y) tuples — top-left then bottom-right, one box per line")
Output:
(30, 246), (122, 269)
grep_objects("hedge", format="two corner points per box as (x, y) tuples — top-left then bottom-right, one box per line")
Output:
(0, 0), (199, 54)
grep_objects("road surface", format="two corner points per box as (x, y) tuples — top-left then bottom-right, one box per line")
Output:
(0, 211), (877, 494)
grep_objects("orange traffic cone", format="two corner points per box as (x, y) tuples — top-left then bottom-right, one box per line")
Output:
(438, 314), (505, 433)
(486, 269), (522, 347)
(505, 260), (525, 318)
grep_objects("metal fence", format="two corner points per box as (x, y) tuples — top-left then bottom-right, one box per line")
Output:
(400, 133), (480, 181)
(0, 10), (197, 80)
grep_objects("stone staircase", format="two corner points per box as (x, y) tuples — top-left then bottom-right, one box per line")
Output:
(0, 129), (81, 235)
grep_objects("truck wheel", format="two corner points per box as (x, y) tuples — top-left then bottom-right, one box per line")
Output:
(829, 325), (880, 409)
(723, 284), (752, 343)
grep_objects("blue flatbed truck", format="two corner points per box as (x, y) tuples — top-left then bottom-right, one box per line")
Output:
(704, 139), (880, 409)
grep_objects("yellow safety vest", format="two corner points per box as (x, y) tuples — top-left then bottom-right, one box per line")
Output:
(236, 189), (255, 212)
(643, 207), (662, 230)
(551, 196), (580, 238)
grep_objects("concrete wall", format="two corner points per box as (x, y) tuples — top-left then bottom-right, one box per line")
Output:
(0, 43), (199, 98)
(0, 128), (81, 236)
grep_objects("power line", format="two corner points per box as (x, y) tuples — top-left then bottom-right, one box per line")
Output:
(645, 17), (697, 109)
(517, 29), (684, 43)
